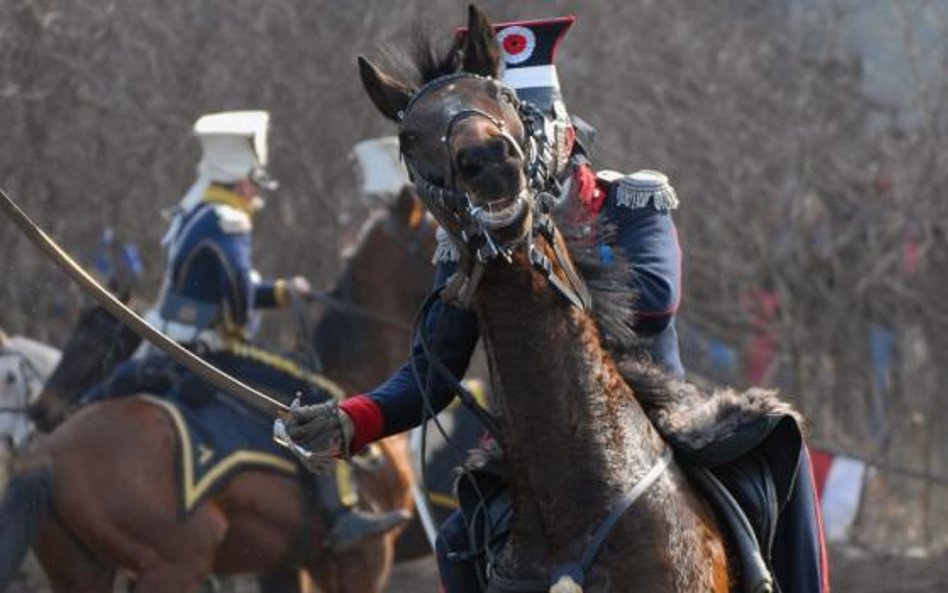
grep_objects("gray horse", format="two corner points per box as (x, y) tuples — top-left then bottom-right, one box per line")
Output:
(0, 328), (60, 457)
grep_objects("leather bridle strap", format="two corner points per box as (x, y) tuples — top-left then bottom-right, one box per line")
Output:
(528, 214), (592, 312)
(489, 447), (675, 592)
(304, 291), (413, 331)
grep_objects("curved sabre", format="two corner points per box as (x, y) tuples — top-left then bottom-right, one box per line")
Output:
(0, 186), (288, 417)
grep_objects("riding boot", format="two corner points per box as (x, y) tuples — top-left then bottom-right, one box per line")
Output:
(313, 461), (410, 553)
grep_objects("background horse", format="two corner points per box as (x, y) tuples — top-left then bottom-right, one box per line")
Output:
(0, 188), (436, 593)
(0, 332), (61, 593)
(356, 6), (733, 591)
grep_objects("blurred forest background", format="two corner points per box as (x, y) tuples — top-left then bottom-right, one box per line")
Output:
(2, 0), (948, 589)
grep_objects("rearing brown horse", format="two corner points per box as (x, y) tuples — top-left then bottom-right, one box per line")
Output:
(0, 189), (435, 593)
(355, 6), (732, 591)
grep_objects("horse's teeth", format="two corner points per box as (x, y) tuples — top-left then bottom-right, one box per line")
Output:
(475, 199), (524, 228)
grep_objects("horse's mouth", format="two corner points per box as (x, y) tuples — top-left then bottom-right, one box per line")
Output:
(471, 194), (527, 229)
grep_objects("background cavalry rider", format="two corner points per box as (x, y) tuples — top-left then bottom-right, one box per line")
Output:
(278, 14), (828, 593)
(84, 110), (408, 552)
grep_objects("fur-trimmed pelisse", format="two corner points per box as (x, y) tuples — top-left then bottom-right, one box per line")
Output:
(615, 357), (804, 463)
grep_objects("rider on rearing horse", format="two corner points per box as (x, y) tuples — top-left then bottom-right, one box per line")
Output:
(278, 11), (828, 593)
(84, 110), (409, 552)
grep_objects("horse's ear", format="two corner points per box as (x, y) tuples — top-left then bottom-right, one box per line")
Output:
(462, 5), (500, 77)
(105, 275), (133, 305)
(117, 286), (132, 305)
(358, 56), (413, 122)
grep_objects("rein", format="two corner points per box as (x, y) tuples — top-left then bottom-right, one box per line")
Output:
(305, 290), (413, 332)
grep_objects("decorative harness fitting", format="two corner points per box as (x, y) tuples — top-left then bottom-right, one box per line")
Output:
(397, 72), (590, 311)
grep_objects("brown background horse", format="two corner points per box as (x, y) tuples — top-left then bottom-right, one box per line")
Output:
(0, 189), (436, 593)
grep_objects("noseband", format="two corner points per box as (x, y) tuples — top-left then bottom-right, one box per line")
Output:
(397, 73), (545, 219)
(398, 73), (590, 311)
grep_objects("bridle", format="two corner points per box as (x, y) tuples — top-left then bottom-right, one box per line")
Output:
(397, 72), (590, 311)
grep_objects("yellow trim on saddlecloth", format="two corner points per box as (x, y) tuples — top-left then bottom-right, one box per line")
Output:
(428, 491), (459, 509)
(139, 395), (298, 512)
(334, 461), (359, 507)
(223, 340), (346, 401)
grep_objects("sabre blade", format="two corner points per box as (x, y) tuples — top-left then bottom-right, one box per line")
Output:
(0, 186), (288, 416)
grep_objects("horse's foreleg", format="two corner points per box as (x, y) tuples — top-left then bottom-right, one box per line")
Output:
(133, 563), (207, 593)
(100, 501), (226, 593)
(34, 509), (115, 593)
(309, 535), (394, 593)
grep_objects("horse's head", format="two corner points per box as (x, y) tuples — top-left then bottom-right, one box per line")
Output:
(359, 5), (593, 315)
(359, 6), (558, 260)
(343, 186), (438, 292)
(30, 300), (141, 432)
(313, 186), (438, 390)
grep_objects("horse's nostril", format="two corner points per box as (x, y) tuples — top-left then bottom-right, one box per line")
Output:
(489, 137), (511, 158)
(456, 148), (485, 179)
(457, 138), (515, 180)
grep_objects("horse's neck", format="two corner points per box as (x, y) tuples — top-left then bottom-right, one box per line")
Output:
(474, 258), (664, 557)
(313, 279), (410, 393)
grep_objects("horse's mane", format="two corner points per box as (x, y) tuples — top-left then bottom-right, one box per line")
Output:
(557, 208), (642, 355)
(339, 206), (388, 262)
(387, 28), (461, 88)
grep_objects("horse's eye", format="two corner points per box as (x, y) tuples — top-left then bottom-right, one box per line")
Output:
(399, 132), (417, 148)
(5, 372), (16, 385)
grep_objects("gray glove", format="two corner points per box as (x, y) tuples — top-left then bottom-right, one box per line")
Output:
(273, 398), (354, 473)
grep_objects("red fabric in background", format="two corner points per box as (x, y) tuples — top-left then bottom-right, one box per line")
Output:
(808, 448), (834, 499)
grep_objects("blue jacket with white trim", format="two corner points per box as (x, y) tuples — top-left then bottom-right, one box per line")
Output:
(154, 188), (285, 341)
